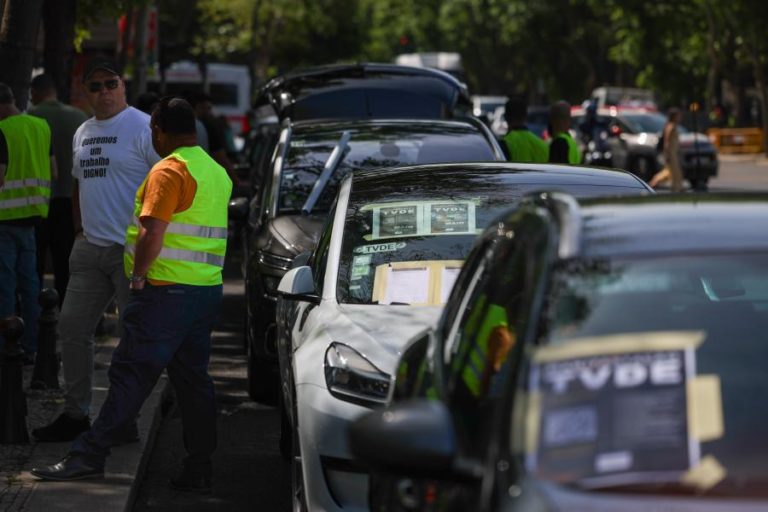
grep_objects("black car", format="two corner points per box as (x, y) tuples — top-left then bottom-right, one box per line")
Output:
(572, 107), (719, 189)
(351, 193), (768, 511)
(231, 118), (504, 404)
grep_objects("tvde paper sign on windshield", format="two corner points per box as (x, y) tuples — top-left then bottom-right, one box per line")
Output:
(527, 337), (701, 488)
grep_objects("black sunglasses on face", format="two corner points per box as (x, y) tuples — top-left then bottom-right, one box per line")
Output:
(87, 79), (119, 93)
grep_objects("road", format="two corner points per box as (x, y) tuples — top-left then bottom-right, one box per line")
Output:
(131, 256), (291, 512)
(706, 154), (768, 191)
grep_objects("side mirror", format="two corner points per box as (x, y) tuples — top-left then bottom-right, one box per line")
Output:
(277, 266), (320, 304)
(349, 399), (480, 480)
(291, 250), (312, 269)
(228, 196), (249, 222)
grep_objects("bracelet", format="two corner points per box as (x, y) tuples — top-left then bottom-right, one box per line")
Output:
(129, 274), (146, 283)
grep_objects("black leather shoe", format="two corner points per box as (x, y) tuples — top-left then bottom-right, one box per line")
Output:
(170, 469), (212, 494)
(32, 413), (90, 442)
(31, 455), (104, 481)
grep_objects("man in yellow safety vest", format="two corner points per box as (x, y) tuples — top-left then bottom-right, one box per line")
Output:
(32, 97), (231, 493)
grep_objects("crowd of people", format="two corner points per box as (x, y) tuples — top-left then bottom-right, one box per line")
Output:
(0, 58), (232, 493)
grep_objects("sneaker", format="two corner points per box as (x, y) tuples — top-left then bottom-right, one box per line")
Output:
(32, 413), (90, 442)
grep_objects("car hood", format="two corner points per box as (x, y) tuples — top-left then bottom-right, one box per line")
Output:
(326, 304), (442, 373)
(265, 214), (324, 257)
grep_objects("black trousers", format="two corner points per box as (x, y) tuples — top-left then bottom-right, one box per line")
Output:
(36, 197), (74, 305)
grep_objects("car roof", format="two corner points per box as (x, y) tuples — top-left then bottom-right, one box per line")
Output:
(350, 162), (651, 192)
(576, 194), (768, 257)
(253, 63), (470, 121)
(572, 106), (660, 117)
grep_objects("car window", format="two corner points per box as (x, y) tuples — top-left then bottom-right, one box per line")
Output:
(277, 125), (496, 215)
(518, 251), (768, 496)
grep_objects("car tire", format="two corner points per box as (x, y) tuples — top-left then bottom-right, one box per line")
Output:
(246, 332), (279, 406)
(630, 155), (655, 182)
(689, 177), (709, 192)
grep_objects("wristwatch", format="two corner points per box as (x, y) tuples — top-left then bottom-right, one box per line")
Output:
(129, 274), (146, 283)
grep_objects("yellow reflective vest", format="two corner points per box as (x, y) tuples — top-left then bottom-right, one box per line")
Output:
(124, 146), (232, 285)
(0, 114), (52, 220)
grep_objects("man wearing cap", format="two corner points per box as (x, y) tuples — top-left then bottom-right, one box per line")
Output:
(32, 58), (161, 442)
(0, 83), (56, 361)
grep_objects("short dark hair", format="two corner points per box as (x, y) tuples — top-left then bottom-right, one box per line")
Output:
(31, 74), (56, 94)
(0, 83), (14, 105)
(504, 95), (528, 124)
(186, 91), (212, 108)
(152, 96), (197, 135)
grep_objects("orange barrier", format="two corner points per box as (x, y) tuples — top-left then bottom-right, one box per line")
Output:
(707, 128), (764, 154)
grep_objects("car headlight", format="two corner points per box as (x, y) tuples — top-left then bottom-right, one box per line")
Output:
(324, 342), (391, 407)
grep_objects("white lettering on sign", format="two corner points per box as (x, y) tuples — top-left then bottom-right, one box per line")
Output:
(543, 354), (684, 394)
(354, 242), (406, 255)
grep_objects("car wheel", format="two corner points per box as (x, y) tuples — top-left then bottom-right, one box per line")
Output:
(246, 333), (279, 406)
(689, 177), (709, 192)
(291, 395), (308, 512)
(631, 155), (654, 181)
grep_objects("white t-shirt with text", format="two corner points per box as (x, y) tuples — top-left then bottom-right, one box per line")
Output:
(72, 106), (160, 246)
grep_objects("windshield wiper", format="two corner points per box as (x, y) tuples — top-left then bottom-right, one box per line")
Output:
(302, 130), (351, 215)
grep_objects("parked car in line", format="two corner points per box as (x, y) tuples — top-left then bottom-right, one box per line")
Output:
(572, 107), (719, 188)
(277, 164), (652, 511)
(351, 193), (768, 512)
(472, 95), (507, 126)
(229, 118), (504, 405)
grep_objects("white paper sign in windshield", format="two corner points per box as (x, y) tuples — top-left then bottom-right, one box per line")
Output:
(365, 200), (477, 240)
(527, 347), (697, 488)
(382, 267), (430, 305)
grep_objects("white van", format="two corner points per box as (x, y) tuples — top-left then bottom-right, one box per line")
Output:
(149, 61), (251, 136)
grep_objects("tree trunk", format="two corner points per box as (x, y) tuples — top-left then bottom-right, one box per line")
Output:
(0, 0), (44, 109)
(42, 0), (76, 103)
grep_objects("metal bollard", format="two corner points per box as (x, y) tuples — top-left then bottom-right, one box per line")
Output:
(0, 316), (29, 443)
(31, 288), (60, 390)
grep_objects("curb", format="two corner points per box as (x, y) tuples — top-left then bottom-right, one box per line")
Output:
(1, 335), (170, 512)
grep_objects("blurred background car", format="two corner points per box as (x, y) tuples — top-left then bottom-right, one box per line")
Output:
(572, 107), (719, 188)
(352, 192), (768, 512)
(278, 164), (652, 512)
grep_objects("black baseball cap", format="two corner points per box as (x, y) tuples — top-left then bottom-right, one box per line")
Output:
(82, 58), (122, 82)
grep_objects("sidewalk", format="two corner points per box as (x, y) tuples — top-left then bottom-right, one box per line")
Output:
(0, 315), (168, 512)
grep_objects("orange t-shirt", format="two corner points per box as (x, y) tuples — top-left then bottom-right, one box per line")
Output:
(138, 156), (198, 285)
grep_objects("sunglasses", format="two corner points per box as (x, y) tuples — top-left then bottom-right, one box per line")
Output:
(87, 79), (119, 93)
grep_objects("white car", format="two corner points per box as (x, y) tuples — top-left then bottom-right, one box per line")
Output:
(275, 162), (654, 511)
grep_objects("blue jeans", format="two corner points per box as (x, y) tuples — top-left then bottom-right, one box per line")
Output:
(0, 225), (40, 355)
(71, 283), (222, 472)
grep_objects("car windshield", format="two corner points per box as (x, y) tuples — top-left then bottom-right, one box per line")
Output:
(278, 124), (496, 214)
(518, 252), (768, 497)
(621, 113), (689, 134)
(337, 172), (645, 306)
